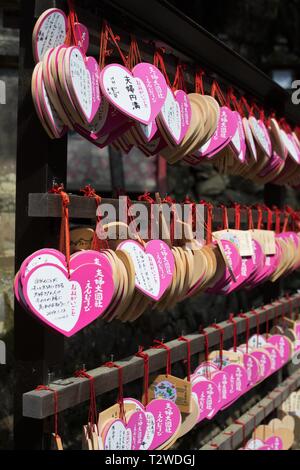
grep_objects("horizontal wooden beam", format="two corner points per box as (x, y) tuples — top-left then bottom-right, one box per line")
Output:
(28, 193), (129, 219)
(28, 193), (286, 227)
(22, 293), (300, 419)
(201, 368), (300, 450)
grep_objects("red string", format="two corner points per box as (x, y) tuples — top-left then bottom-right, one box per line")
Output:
(225, 87), (233, 109)
(256, 204), (263, 230)
(99, 20), (127, 69)
(199, 326), (209, 362)
(211, 80), (227, 106)
(220, 204), (229, 230)
(227, 314), (237, 352)
(282, 208), (290, 233)
(239, 313), (250, 354)
(104, 362), (125, 421)
(127, 35), (142, 69)
(153, 49), (172, 88)
(285, 205), (300, 232)
(240, 96), (253, 117)
(206, 202), (213, 244)
(211, 324), (224, 370)
(233, 203), (241, 230)
(36, 385), (59, 437)
(173, 62), (187, 92)
(247, 206), (254, 231)
(152, 340), (171, 376)
(252, 103), (265, 122)
(65, 0), (79, 47)
(80, 185), (108, 250)
(273, 206), (281, 234)
(107, 23), (127, 66)
(200, 201), (213, 244)
(251, 308), (260, 340)
(138, 192), (154, 203)
(135, 347), (150, 406)
(99, 19), (109, 69)
(195, 69), (205, 95)
(178, 336), (191, 382)
(263, 205), (273, 231)
(226, 88), (243, 115)
(266, 110), (275, 128)
(279, 117), (292, 134)
(49, 184), (70, 276)
(209, 442), (219, 449)
(74, 370), (98, 429)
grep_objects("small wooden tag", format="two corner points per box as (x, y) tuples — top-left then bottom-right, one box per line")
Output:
(209, 350), (244, 365)
(215, 239), (236, 282)
(91, 430), (100, 450)
(147, 374), (192, 413)
(51, 433), (63, 450)
(213, 229), (253, 257)
(82, 425), (93, 450)
(70, 227), (94, 253)
(251, 229), (276, 255)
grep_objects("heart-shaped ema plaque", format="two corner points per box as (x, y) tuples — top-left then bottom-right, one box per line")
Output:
(21, 253), (115, 336)
(117, 240), (175, 301)
(100, 63), (167, 125)
(64, 47), (101, 123)
(32, 8), (67, 63)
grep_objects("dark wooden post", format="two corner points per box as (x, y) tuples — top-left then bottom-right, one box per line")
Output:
(157, 156), (167, 195)
(108, 146), (125, 194)
(14, 0), (67, 449)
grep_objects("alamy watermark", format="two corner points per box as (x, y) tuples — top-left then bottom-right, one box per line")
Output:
(0, 80), (6, 105)
(292, 80), (300, 105)
(96, 197), (205, 244)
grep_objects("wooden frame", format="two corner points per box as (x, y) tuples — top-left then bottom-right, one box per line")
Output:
(14, 0), (67, 450)
(28, 193), (287, 226)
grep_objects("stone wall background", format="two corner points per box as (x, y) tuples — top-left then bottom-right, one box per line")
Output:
(0, 10), (19, 448)
(1, 0), (300, 450)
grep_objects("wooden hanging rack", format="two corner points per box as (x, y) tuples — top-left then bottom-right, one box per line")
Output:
(23, 293), (300, 420)
(28, 193), (288, 226)
(201, 369), (300, 450)
(14, 0), (298, 448)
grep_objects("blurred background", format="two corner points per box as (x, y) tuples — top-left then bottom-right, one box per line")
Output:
(0, 0), (300, 449)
